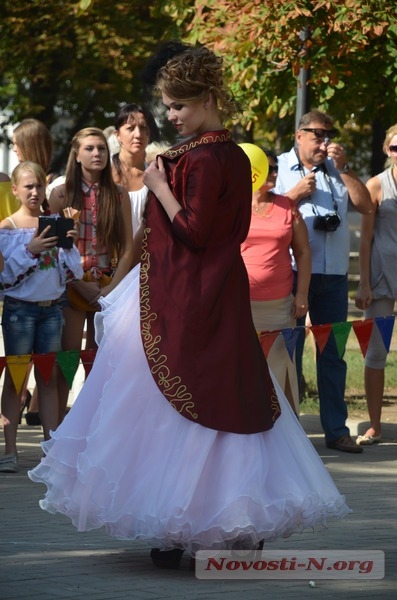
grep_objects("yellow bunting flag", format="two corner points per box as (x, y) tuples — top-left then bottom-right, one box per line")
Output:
(6, 355), (31, 395)
(57, 350), (81, 389)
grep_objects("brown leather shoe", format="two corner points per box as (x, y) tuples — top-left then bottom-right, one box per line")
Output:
(326, 434), (363, 453)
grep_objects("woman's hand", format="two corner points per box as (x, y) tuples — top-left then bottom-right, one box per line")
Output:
(355, 283), (373, 310)
(143, 157), (168, 196)
(291, 292), (308, 320)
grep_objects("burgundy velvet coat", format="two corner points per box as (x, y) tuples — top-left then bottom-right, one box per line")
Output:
(140, 130), (280, 433)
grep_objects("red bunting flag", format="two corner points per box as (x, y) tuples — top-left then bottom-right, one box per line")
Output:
(0, 356), (6, 380)
(310, 324), (332, 354)
(259, 331), (280, 359)
(80, 349), (97, 377)
(32, 353), (56, 384)
(352, 319), (374, 357)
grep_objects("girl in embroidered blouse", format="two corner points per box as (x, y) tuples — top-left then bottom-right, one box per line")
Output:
(0, 162), (82, 473)
(48, 127), (134, 421)
(29, 44), (349, 567)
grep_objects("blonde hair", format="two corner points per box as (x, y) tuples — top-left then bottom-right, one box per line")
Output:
(13, 119), (53, 173)
(156, 45), (240, 121)
(11, 161), (47, 188)
(383, 124), (397, 169)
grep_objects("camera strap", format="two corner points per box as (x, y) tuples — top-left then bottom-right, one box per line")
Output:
(295, 148), (339, 217)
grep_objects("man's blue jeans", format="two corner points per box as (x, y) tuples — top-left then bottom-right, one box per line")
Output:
(295, 273), (350, 443)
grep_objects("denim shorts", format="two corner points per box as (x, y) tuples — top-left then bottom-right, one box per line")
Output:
(1, 296), (64, 355)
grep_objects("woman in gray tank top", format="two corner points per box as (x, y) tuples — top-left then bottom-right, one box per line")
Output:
(355, 124), (397, 445)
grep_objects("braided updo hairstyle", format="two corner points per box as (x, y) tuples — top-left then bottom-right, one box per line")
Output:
(155, 44), (241, 121)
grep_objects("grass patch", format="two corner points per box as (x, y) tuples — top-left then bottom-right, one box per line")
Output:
(300, 340), (397, 415)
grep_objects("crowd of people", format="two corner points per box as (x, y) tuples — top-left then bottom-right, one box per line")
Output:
(0, 39), (395, 570)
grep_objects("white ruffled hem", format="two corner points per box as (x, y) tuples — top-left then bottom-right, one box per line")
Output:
(29, 265), (350, 553)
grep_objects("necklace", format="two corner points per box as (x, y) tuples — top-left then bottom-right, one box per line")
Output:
(252, 200), (272, 216)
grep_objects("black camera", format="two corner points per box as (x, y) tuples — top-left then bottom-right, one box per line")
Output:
(313, 213), (341, 232)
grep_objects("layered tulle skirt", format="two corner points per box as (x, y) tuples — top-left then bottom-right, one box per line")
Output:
(29, 265), (350, 554)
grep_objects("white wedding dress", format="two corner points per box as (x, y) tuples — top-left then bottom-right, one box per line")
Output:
(29, 264), (350, 554)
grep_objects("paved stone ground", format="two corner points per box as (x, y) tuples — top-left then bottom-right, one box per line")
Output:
(0, 412), (396, 600)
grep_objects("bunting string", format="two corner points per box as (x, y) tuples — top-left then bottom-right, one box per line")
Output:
(0, 316), (395, 394)
(0, 349), (97, 395)
(258, 315), (395, 361)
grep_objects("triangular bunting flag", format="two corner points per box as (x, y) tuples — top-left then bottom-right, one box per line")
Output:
(310, 324), (332, 354)
(281, 327), (301, 361)
(57, 350), (81, 389)
(6, 354), (31, 395)
(32, 353), (57, 384)
(352, 319), (374, 357)
(375, 315), (395, 353)
(0, 356), (6, 380)
(80, 349), (97, 377)
(332, 321), (353, 358)
(259, 331), (280, 359)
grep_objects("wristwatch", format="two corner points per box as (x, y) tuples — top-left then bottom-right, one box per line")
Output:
(338, 163), (350, 174)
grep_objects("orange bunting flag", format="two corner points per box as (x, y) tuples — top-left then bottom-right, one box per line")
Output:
(310, 324), (332, 354)
(6, 354), (31, 395)
(80, 349), (97, 377)
(259, 331), (280, 359)
(332, 321), (353, 358)
(57, 350), (81, 390)
(32, 353), (57, 384)
(352, 319), (374, 357)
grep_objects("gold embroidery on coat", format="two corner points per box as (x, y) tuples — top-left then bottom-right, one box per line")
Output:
(161, 131), (231, 160)
(140, 227), (198, 420)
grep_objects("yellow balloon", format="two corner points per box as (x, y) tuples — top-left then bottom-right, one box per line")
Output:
(238, 143), (269, 191)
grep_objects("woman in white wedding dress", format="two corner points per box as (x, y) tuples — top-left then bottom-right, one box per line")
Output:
(29, 42), (350, 569)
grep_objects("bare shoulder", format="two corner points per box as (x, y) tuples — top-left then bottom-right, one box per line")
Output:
(366, 175), (382, 204)
(49, 184), (66, 213)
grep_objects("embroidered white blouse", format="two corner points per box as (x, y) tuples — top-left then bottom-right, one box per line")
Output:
(0, 226), (83, 302)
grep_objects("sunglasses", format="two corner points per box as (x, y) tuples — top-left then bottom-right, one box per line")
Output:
(300, 128), (338, 140)
(268, 165), (278, 174)
(389, 145), (397, 152)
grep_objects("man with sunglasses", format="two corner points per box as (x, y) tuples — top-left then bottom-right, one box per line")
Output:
(275, 109), (372, 453)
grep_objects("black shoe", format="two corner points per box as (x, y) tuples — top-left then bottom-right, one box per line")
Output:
(326, 434), (363, 454)
(150, 548), (184, 569)
(25, 411), (42, 426)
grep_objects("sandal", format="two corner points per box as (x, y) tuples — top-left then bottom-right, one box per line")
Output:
(356, 433), (382, 445)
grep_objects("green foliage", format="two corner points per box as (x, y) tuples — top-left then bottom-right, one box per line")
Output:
(0, 0), (181, 167)
(177, 0), (397, 162)
(1, 0), (397, 173)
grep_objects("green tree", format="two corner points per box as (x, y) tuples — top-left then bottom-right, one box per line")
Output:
(0, 0), (179, 170)
(172, 0), (397, 173)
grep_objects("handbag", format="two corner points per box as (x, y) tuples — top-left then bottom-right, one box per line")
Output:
(67, 268), (113, 312)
